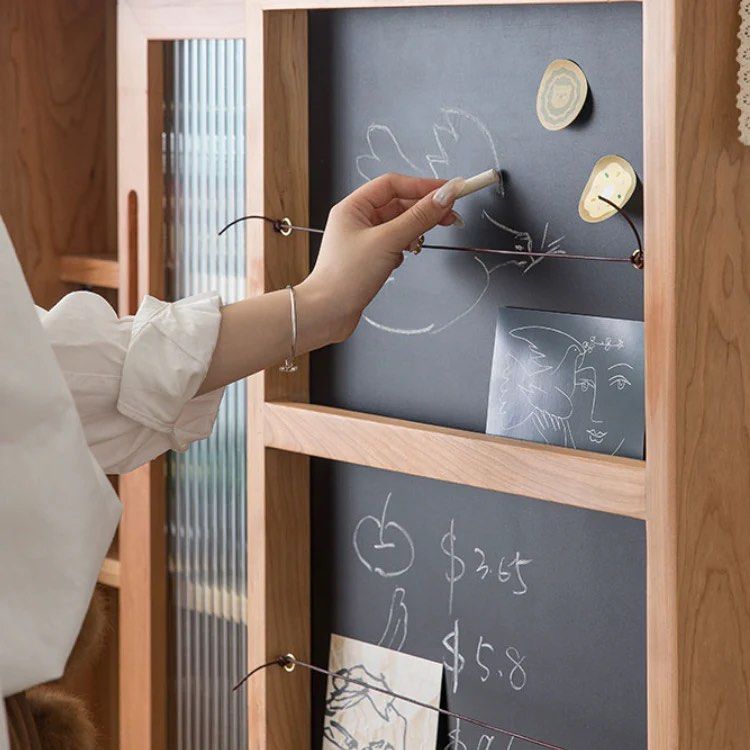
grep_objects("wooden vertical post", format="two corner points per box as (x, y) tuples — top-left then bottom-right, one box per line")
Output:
(645, 0), (750, 747)
(117, 10), (167, 748)
(643, 0), (679, 745)
(247, 6), (311, 750)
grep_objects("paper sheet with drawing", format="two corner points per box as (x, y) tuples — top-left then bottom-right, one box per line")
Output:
(324, 635), (443, 750)
(485, 308), (645, 459)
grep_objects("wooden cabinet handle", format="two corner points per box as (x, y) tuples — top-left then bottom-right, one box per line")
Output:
(127, 190), (139, 315)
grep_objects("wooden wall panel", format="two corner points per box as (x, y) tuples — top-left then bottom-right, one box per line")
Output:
(646, 0), (750, 748)
(0, 0), (116, 307)
(673, 0), (750, 746)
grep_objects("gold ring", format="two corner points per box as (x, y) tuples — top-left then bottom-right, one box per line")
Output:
(410, 235), (425, 255)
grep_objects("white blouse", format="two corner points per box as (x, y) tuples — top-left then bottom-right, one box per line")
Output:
(38, 290), (225, 474)
(1, 217), (225, 727)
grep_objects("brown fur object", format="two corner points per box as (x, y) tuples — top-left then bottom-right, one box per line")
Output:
(54, 589), (108, 683)
(20, 588), (108, 749)
(25, 688), (96, 750)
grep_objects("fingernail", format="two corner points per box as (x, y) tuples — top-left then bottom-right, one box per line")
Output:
(433, 177), (465, 207)
(450, 210), (465, 228)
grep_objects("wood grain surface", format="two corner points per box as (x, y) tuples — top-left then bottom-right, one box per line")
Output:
(246, 8), (312, 750)
(0, 0), (115, 307)
(265, 401), (647, 518)
(645, 1), (750, 748)
(674, 0), (750, 746)
(58, 255), (119, 289)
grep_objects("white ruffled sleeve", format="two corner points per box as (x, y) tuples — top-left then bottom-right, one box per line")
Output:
(38, 291), (225, 474)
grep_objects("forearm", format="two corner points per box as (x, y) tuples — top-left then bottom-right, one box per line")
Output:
(198, 174), (461, 395)
(197, 279), (339, 395)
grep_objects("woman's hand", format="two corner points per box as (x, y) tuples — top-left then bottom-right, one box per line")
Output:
(299, 173), (465, 341)
(198, 173), (464, 395)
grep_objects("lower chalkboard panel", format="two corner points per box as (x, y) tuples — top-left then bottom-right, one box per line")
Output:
(311, 459), (646, 750)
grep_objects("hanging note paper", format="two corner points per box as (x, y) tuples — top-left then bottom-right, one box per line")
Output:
(536, 59), (589, 131)
(486, 307), (645, 459)
(323, 635), (443, 750)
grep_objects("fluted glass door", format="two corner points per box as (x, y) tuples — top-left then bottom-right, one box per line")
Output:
(163, 38), (247, 750)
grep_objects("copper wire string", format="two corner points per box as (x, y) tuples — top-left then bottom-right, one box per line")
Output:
(219, 196), (644, 269)
(233, 654), (568, 750)
(224, 196), (636, 750)
(218, 214), (283, 235)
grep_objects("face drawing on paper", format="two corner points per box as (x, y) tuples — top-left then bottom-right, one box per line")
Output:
(498, 326), (636, 456)
(355, 108), (565, 337)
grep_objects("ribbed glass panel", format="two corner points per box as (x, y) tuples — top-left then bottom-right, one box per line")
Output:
(164, 39), (247, 750)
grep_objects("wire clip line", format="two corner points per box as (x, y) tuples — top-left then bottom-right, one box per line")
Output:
(219, 195), (644, 270)
(233, 653), (569, 750)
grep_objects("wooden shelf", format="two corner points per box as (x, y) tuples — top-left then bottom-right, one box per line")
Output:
(98, 556), (121, 589)
(59, 255), (119, 289)
(261, 0), (637, 8)
(264, 402), (647, 519)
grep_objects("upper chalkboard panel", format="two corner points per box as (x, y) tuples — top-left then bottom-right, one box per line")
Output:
(309, 4), (644, 434)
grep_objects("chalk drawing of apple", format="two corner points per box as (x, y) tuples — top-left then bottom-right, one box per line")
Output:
(353, 493), (415, 579)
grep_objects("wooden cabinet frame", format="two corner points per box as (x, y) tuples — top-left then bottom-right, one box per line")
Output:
(116, 2), (245, 748)
(245, 1), (750, 749)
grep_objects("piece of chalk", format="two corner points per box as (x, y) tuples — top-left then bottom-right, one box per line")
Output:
(456, 168), (501, 199)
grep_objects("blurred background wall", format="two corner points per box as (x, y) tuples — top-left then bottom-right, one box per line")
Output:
(0, 0), (116, 308)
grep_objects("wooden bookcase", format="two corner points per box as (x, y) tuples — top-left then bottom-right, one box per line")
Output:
(117, 3), (246, 749)
(245, 2), (750, 750)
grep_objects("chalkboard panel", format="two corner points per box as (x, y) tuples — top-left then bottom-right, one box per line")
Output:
(309, 4), (644, 433)
(311, 460), (646, 749)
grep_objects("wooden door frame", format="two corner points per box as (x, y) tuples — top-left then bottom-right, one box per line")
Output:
(245, 1), (750, 749)
(116, 2), (246, 748)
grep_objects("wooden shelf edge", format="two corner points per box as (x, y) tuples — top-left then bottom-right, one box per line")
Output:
(264, 402), (647, 519)
(59, 255), (119, 289)
(261, 0), (637, 9)
(98, 556), (121, 588)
